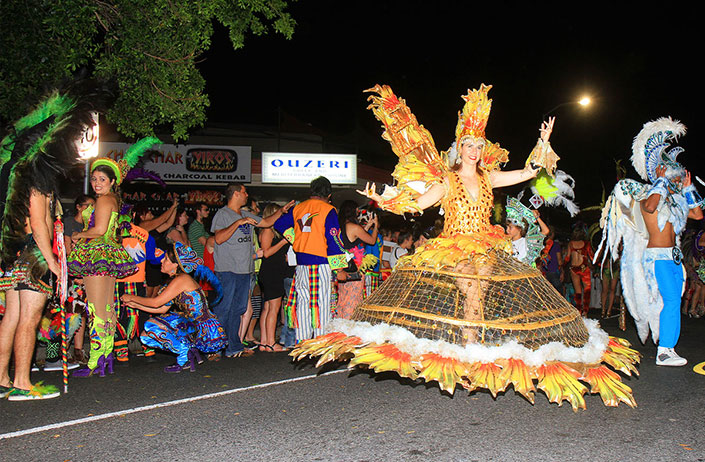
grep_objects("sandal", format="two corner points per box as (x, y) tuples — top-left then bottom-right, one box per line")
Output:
(7, 382), (60, 401)
(226, 349), (255, 358)
(1, 383), (12, 399)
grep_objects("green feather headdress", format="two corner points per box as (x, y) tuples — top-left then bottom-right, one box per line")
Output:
(1, 80), (113, 267)
(91, 136), (161, 185)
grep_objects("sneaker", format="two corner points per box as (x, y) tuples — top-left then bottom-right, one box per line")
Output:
(7, 382), (60, 401)
(656, 347), (687, 367)
(43, 360), (80, 372)
(31, 364), (40, 372)
(242, 340), (259, 350)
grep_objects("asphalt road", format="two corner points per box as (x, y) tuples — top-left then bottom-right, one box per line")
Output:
(1, 315), (704, 462)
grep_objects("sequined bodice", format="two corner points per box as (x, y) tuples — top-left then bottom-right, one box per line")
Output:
(441, 171), (494, 235)
(82, 205), (120, 245)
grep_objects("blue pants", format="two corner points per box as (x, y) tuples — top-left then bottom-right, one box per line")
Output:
(141, 314), (195, 366)
(654, 260), (684, 349)
(213, 272), (252, 355)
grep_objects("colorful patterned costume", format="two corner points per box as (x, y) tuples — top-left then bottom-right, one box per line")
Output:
(141, 287), (226, 366)
(565, 240), (594, 315)
(293, 85), (640, 410)
(67, 205), (137, 279)
(66, 205), (136, 371)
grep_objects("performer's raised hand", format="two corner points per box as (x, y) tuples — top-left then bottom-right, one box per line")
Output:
(540, 116), (555, 143)
(357, 182), (383, 204)
(655, 165), (667, 178)
(683, 170), (692, 187)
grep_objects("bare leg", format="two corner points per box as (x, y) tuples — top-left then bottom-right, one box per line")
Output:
(689, 282), (701, 315)
(690, 281), (705, 317)
(570, 270), (582, 306)
(606, 278), (618, 316)
(258, 300), (271, 348)
(74, 313), (86, 353)
(12, 291), (47, 390)
(259, 298), (283, 351)
(240, 297), (254, 342)
(0, 289), (21, 387)
(600, 277), (609, 317)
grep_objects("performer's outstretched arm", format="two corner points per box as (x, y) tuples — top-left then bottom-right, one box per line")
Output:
(490, 118), (554, 188)
(358, 181), (446, 214)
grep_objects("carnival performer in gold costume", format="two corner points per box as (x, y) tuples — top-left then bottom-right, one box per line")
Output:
(292, 84), (641, 410)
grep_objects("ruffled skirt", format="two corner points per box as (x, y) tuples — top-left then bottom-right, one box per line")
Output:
(68, 240), (137, 279)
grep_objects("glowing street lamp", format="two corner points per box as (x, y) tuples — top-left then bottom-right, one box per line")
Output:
(542, 96), (592, 120)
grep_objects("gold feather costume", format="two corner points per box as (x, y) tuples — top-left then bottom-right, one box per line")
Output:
(292, 85), (639, 410)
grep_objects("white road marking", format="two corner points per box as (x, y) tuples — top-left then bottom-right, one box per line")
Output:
(0, 369), (347, 440)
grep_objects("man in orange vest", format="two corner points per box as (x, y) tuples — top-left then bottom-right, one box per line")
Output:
(274, 177), (347, 343)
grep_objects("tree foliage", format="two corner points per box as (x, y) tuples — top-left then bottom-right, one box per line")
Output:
(0, 0), (295, 140)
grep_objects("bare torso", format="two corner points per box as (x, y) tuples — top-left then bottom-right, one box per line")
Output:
(23, 193), (53, 237)
(568, 240), (586, 267)
(641, 202), (676, 248)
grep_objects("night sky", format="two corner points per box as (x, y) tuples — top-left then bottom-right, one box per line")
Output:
(198, 0), (702, 215)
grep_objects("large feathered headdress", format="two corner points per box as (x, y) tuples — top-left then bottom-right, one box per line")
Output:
(0, 81), (113, 267)
(631, 117), (686, 183)
(455, 84), (493, 144)
(447, 84), (509, 171)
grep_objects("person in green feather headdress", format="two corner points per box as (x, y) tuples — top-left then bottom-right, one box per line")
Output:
(1, 82), (111, 400)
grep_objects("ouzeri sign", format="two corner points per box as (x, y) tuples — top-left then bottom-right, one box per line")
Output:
(261, 152), (357, 184)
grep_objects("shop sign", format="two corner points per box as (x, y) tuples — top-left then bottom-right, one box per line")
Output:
(100, 143), (251, 183)
(261, 152), (357, 184)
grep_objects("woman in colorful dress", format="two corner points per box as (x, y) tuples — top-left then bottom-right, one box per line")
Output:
(565, 222), (594, 316)
(292, 85), (640, 409)
(122, 243), (226, 372)
(68, 139), (158, 377)
(68, 164), (137, 377)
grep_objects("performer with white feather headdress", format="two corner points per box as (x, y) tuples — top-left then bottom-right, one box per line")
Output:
(596, 117), (704, 366)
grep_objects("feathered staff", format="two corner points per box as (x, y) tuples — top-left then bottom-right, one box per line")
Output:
(529, 169), (580, 217)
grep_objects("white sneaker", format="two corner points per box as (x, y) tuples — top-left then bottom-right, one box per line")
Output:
(43, 360), (80, 372)
(656, 347), (687, 367)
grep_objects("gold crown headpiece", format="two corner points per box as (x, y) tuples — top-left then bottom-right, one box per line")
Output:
(454, 84), (493, 145)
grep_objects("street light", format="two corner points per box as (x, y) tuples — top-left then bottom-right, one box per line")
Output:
(76, 112), (100, 194)
(542, 96), (592, 120)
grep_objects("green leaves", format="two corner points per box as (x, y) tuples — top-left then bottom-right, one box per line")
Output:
(0, 0), (296, 141)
